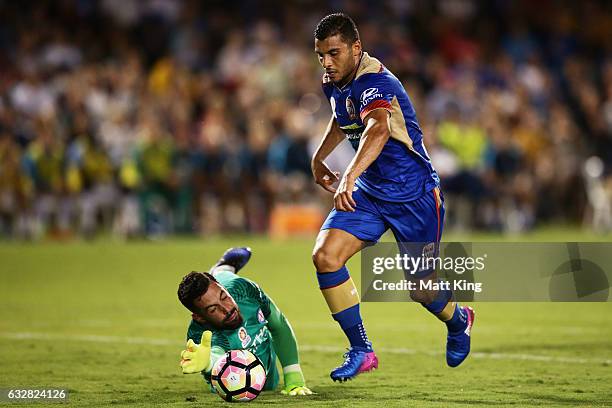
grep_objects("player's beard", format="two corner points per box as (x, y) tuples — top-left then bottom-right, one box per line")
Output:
(222, 307), (243, 330)
(335, 59), (358, 88)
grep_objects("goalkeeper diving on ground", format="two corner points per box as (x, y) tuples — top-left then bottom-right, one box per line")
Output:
(177, 247), (313, 396)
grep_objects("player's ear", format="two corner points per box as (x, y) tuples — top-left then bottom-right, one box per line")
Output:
(352, 40), (362, 57)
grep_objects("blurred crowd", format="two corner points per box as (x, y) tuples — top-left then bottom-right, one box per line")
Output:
(0, 0), (611, 239)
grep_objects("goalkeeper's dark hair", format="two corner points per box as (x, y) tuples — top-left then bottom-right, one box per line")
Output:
(314, 13), (360, 45)
(177, 271), (217, 313)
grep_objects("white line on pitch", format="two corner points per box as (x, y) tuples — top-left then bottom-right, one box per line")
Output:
(1, 332), (610, 366)
(1, 332), (179, 346)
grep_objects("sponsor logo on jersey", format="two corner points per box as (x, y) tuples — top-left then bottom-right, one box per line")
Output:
(238, 327), (251, 348)
(340, 123), (364, 140)
(250, 325), (271, 351)
(345, 97), (357, 120)
(257, 308), (266, 324)
(360, 87), (383, 107)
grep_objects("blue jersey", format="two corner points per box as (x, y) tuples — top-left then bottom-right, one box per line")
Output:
(322, 52), (439, 202)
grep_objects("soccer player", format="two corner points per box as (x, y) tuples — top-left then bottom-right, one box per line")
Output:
(178, 247), (313, 396)
(311, 13), (475, 381)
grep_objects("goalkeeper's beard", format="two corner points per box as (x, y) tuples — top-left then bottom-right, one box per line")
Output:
(221, 308), (243, 330)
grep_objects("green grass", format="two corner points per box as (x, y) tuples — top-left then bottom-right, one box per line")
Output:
(1, 230), (611, 407)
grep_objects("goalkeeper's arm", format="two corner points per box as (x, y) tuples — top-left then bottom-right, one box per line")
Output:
(266, 298), (312, 395)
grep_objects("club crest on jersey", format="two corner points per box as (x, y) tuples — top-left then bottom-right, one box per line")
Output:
(257, 308), (266, 324)
(345, 97), (357, 120)
(238, 327), (251, 348)
(360, 87), (383, 106)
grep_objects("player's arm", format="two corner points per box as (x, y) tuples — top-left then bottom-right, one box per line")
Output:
(265, 298), (313, 396)
(311, 115), (345, 193)
(335, 108), (391, 211)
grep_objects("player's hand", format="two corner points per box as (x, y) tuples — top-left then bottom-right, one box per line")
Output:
(312, 159), (339, 193)
(334, 175), (356, 212)
(281, 386), (314, 396)
(281, 370), (313, 396)
(179, 331), (212, 374)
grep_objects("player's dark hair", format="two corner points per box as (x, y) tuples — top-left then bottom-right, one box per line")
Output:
(177, 271), (217, 313)
(314, 13), (360, 45)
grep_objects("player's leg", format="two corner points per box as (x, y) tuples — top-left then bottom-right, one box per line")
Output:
(208, 248), (252, 284)
(385, 187), (475, 367)
(313, 228), (379, 381)
(313, 228), (365, 348)
(313, 189), (386, 381)
(211, 247), (252, 273)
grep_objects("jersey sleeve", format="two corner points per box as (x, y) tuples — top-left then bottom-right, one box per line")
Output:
(186, 319), (230, 350)
(266, 298), (299, 364)
(355, 73), (394, 121)
(186, 319), (205, 342)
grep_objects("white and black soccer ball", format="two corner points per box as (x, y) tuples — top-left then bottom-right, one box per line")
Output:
(211, 349), (267, 402)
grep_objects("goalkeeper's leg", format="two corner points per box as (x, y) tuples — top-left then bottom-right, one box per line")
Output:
(210, 247), (252, 274)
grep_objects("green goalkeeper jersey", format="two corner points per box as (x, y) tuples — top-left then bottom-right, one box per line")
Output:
(186, 270), (284, 390)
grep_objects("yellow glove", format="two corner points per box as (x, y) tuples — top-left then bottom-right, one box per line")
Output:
(280, 370), (313, 396)
(281, 385), (314, 396)
(179, 331), (212, 374)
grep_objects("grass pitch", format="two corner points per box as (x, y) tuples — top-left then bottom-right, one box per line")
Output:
(1, 230), (611, 407)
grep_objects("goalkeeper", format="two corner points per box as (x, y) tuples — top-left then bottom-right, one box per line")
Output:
(177, 247), (313, 396)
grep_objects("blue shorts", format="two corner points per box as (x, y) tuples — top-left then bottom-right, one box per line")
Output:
(321, 186), (444, 244)
(322, 187), (444, 278)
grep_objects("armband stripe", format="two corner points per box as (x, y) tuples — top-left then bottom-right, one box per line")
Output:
(360, 100), (392, 121)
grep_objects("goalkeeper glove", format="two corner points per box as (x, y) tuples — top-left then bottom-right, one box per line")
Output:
(179, 331), (212, 374)
(281, 386), (313, 396)
(280, 370), (313, 396)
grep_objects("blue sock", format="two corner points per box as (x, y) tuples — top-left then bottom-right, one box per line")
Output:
(333, 304), (373, 351)
(422, 286), (452, 315)
(421, 286), (467, 332)
(445, 304), (468, 333)
(317, 266), (373, 351)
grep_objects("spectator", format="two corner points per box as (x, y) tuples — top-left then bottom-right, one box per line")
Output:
(0, 0), (609, 239)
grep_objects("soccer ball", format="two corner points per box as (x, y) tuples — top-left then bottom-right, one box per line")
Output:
(211, 349), (267, 402)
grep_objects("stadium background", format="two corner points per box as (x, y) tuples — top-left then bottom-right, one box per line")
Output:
(0, 0), (611, 406)
(1, 0), (611, 238)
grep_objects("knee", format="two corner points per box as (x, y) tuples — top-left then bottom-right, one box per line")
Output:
(410, 288), (437, 304)
(312, 246), (345, 272)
